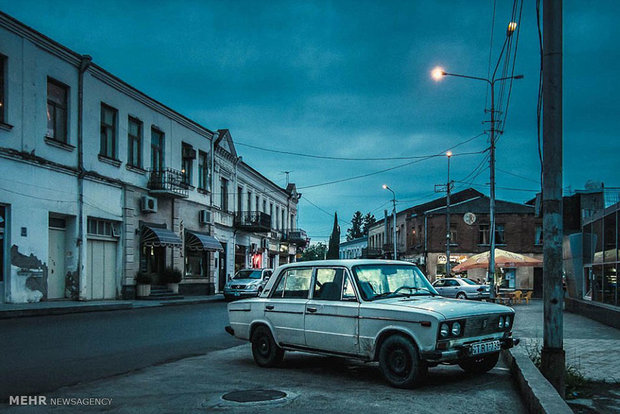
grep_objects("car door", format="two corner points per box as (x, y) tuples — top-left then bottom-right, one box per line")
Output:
(433, 279), (445, 295)
(304, 267), (360, 355)
(445, 279), (460, 297)
(264, 267), (312, 346)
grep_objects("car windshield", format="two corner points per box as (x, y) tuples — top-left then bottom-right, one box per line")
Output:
(352, 264), (437, 301)
(233, 270), (262, 280)
(461, 278), (478, 285)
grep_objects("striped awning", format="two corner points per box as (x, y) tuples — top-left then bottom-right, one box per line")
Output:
(142, 225), (182, 248)
(185, 231), (223, 251)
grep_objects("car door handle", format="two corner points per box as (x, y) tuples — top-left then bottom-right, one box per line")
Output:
(306, 307), (317, 313)
(265, 305), (274, 310)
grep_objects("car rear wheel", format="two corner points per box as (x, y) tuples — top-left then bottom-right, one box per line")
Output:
(251, 325), (284, 368)
(458, 352), (500, 374)
(456, 292), (467, 299)
(378, 334), (427, 388)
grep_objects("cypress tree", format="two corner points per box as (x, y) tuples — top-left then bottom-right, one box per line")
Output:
(326, 212), (340, 259)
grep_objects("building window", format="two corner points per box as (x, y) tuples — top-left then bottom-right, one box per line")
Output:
(127, 116), (142, 168)
(151, 128), (164, 171)
(100, 103), (117, 158)
(496, 224), (505, 244)
(535, 226), (543, 245)
(237, 186), (243, 213)
(46, 78), (68, 142)
(247, 191), (252, 212)
(220, 178), (229, 212)
(282, 210), (285, 231)
(87, 218), (118, 237)
(479, 225), (490, 245)
(181, 143), (193, 185)
(263, 200), (266, 214)
(0, 55), (5, 123)
(198, 151), (209, 191)
(255, 196), (260, 213)
(270, 203), (274, 228)
(276, 206), (280, 230)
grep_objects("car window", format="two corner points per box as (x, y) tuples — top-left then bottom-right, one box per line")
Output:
(313, 268), (345, 301)
(461, 278), (477, 285)
(433, 280), (445, 287)
(446, 280), (459, 286)
(234, 269), (262, 279)
(342, 275), (358, 301)
(272, 268), (312, 299)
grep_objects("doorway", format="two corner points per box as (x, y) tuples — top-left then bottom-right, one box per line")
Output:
(48, 218), (67, 299)
(218, 242), (227, 292)
(533, 267), (543, 298)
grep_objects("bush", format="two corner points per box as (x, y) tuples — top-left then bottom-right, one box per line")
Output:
(161, 267), (183, 284)
(135, 272), (151, 285)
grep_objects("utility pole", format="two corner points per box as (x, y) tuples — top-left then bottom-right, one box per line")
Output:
(435, 151), (454, 275)
(541, 0), (565, 397)
(382, 185), (397, 260)
(489, 80), (497, 300)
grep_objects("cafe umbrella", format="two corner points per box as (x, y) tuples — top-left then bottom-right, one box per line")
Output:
(452, 248), (542, 272)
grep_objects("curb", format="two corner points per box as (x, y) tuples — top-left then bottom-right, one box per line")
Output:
(0, 296), (225, 319)
(0, 303), (133, 319)
(502, 348), (572, 414)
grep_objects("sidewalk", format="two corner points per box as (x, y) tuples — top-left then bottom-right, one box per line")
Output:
(511, 299), (620, 383)
(0, 295), (225, 319)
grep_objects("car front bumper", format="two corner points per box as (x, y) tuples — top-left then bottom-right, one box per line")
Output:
(223, 288), (260, 299)
(421, 337), (519, 363)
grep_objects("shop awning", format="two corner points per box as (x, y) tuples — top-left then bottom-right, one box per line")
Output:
(185, 231), (223, 251)
(142, 225), (183, 247)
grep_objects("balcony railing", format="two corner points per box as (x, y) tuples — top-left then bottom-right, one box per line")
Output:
(234, 211), (271, 233)
(285, 229), (309, 247)
(148, 168), (189, 198)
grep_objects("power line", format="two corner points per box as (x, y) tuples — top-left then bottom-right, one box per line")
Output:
(496, 167), (540, 184)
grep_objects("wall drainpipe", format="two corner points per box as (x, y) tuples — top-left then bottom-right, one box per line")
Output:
(77, 55), (91, 301)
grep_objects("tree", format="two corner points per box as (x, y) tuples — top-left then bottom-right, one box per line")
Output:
(299, 242), (327, 261)
(326, 212), (340, 259)
(346, 211), (364, 241)
(362, 212), (377, 235)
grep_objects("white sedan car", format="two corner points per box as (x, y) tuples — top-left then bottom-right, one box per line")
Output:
(432, 277), (491, 300)
(225, 259), (518, 388)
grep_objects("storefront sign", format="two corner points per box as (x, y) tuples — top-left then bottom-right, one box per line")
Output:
(437, 254), (468, 264)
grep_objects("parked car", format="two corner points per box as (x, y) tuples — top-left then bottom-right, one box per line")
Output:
(223, 268), (273, 301)
(225, 260), (518, 388)
(432, 277), (490, 300)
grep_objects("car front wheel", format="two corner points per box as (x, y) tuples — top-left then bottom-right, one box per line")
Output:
(378, 334), (427, 388)
(458, 352), (500, 374)
(251, 325), (284, 368)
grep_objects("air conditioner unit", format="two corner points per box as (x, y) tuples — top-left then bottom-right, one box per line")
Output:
(182, 146), (197, 159)
(199, 210), (212, 225)
(141, 196), (157, 213)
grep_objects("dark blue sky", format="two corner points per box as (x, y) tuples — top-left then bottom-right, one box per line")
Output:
(2, 0), (618, 241)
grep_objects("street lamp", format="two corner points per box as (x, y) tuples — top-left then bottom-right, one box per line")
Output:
(382, 184), (397, 260)
(445, 151), (453, 276)
(431, 21), (523, 301)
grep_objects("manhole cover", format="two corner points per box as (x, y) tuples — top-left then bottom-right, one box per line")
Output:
(222, 389), (287, 403)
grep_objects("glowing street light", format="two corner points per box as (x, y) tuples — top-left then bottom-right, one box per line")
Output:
(507, 21), (517, 36)
(431, 66), (446, 81)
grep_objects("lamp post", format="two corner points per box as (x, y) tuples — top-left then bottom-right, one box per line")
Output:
(431, 21), (523, 301)
(446, 151), (453, 276)
(382, 184), (397, 260)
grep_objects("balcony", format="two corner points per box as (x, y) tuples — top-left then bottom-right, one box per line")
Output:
(286, 229), (309, 247)
(234, 211), (271, 233)
(148, 168), (189, 198)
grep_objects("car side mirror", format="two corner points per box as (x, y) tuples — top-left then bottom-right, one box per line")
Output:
(264, 276), (270, 282)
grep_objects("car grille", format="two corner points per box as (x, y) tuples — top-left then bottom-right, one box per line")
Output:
(231, 284), (246, 289)
(464, 314), (503, 337)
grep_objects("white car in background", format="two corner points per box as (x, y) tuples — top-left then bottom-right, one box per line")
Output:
(225, 260), (517, 388)
(223, 268), (273, 301)
(432, 277), (490, 300)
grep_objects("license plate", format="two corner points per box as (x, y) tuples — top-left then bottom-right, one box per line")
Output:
(234, 292), (240, 296)
(470, 340), (501, 355)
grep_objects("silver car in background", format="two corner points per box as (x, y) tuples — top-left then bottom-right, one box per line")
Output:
(224, 268), (273, 301)
(432, 277), (490, 300)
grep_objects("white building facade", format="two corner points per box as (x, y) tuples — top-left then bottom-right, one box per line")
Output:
(0, 12), (305, 303)
(339, 236), (368, 259)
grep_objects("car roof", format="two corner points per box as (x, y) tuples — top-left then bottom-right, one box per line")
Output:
(277, 259), (418, 270)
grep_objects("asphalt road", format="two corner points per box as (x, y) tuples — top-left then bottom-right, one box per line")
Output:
(0, 300), (243, 400)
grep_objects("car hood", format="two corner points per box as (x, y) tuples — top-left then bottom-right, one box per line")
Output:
(373, 296), (512, 319)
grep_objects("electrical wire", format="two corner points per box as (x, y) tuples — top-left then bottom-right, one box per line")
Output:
(496, 167), (539, 184)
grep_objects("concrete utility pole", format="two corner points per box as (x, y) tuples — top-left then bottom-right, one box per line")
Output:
(541, 0), (565, 397)
(383, 185), (397, 260)
(434, 151), (454, 275)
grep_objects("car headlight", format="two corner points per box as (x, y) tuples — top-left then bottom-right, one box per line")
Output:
(451, 322), (461, 336)
(440, 323), (450, 338)
(505, 315), (511, 328)
(499, 316), (505, 328)
(249, 284), (260, 290)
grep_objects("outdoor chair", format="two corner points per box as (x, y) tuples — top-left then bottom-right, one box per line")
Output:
(513, 290), (523, 304)
(524, 291), (533, 304)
